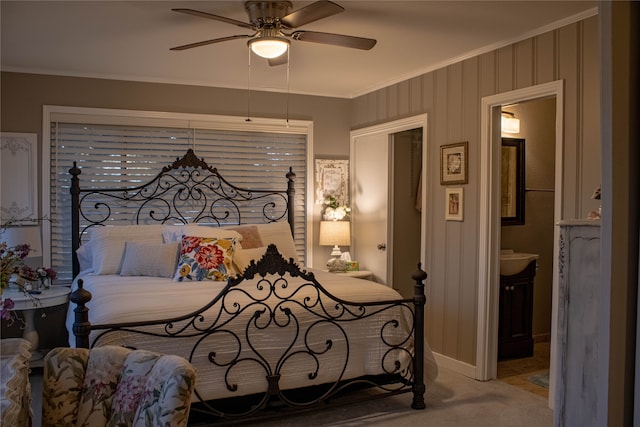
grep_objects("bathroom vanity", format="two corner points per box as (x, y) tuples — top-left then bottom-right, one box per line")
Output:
(498, 253), (538, 360)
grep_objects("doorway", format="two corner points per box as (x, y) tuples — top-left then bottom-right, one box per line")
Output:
(349, 114), (428, 292)
(497, 98), (557, 398)
(477, 81), (564, 409)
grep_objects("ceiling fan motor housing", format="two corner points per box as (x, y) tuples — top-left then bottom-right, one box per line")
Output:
(244, 1), (293, 27)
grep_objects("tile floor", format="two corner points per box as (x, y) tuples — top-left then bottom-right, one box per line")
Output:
(497, 340), (550, 398)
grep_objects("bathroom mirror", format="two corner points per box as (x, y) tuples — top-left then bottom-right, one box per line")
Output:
(501, 137), (525, 225)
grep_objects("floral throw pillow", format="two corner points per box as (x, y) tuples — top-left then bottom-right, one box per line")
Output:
(174, 236), (237, 282)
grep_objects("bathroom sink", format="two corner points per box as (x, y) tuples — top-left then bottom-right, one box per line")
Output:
(500, 251), (539, 276)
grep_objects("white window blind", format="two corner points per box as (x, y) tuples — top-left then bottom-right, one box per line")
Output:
(49, 121), (307, 283)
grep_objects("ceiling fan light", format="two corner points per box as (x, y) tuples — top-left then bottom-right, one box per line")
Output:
(249, 37), (289, 59)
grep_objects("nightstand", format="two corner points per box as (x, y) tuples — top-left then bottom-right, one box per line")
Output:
(2, 286), (70, 365)
(332, 270), (373, 280)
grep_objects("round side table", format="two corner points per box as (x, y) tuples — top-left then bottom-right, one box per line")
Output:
(2, 286), (70, 363)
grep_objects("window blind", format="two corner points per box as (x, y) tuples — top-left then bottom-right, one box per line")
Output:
(49, 121), (307, 283)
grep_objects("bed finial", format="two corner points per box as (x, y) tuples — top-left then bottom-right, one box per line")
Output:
(69, 161), (81, 177)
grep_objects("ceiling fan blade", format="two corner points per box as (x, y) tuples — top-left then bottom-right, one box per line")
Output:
(291, 31), (377, 50)
(268, 55), (288, 67)
(170, 34), (251, 51)
(172, 8), (253, 30)
(280, 1), (344, 28)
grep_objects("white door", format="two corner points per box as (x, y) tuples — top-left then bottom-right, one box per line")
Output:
(350, 114), (428, 288)
(352, 133), (390, 284)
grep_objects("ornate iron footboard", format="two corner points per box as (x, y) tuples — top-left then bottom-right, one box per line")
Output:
(70, 245), (427, 422)
(68, 149), (427, 422)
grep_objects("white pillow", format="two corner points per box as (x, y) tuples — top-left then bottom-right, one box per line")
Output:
(162, 224), (242, 244)
(233, 246), (268, 274)
(120, 241), (180, 278)
(91, 225), (165, 275)
(91, 224), (165, 240)
(253, 222), (299, 264)
(76, 240), (94, 272)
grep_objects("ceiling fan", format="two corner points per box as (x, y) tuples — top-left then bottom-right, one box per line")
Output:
(170, 1), (377, 65)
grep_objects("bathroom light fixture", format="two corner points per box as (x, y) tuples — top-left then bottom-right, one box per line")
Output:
(501, 111), (520, 134)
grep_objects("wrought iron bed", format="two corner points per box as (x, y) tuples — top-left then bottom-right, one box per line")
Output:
(67, 149), (428, 423)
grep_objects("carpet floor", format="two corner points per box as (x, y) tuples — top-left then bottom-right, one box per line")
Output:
(31, 364), (552, 427)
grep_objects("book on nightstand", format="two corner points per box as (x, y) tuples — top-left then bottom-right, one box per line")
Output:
(345, 261), (359, 271)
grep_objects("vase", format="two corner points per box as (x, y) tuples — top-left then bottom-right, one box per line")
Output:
(29, 280), (39, 292)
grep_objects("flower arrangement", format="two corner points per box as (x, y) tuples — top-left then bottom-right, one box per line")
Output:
(1, 298), (15, 321)
(0, 240), (40, 324)
(1, 220), (55, 323)
(36, 267), (57, 289)
(322, 195), (351, 221)
(0, 241), (33, 290)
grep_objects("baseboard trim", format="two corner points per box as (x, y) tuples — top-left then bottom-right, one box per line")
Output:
(432, 352), (477, 379)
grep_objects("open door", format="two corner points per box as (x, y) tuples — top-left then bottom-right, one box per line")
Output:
(351, 132), (390, 284)
(350, 114), (428, 289)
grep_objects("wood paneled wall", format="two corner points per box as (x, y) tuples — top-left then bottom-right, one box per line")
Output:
(350, 16), (600, 365)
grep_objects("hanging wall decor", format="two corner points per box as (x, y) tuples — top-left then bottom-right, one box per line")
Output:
(445, 187), (464, 221)
(315, 159), (349, 206)
(440, 141), (468, 185)
(1, 133), (38, 225)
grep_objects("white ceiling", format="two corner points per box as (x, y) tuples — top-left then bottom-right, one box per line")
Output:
(1, 1), (597, 99)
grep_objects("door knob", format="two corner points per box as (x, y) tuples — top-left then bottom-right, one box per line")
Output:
(377, 243), (386, 251)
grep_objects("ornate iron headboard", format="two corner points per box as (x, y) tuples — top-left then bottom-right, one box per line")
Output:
(69, 149), (296, 277)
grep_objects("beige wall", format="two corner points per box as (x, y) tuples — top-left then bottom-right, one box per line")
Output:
(351, 16), (601, 365)
(0, 72), (352, 269)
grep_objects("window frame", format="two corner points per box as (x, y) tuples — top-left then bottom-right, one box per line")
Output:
(42, 105), (315, 282)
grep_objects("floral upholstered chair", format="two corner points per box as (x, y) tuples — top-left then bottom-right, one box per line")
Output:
(41, 346), (196, 427)
(0, 338), (32, 427)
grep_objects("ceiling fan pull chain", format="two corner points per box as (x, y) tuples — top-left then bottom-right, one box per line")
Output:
(286, 48), (290, 126)
(246, 47), (252, 122)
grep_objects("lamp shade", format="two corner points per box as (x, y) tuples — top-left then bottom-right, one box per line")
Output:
(319, 221), (351, 247)
(2, 226), (41, 256)
(248, 37), (289, 59)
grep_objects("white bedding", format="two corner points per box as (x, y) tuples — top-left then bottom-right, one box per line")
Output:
(66, 268), (438, 402)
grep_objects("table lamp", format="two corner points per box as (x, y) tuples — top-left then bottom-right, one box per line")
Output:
(3, 225), (42, 268)
(319, 220), (351, 261)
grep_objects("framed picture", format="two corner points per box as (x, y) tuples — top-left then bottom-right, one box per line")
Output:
(440, 141), (468, 185)
(315, 159), (349, 205)
(445, 188), (464, 221)
(1, 132), (38, 225)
